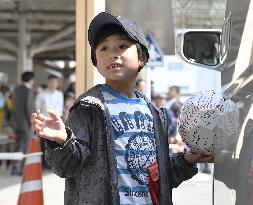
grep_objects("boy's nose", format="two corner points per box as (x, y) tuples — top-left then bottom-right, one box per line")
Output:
(110, 55), (119, 60)
(109, 48), (120, 60)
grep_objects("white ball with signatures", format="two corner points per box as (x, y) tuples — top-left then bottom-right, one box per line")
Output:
(178, 90), (239, 155)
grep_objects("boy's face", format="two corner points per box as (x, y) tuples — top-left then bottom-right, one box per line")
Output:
(95, 34), (146, 82)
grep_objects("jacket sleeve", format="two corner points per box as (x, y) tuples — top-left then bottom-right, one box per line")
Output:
(45, 105), (92, 178)
(169, 153), (198, 188)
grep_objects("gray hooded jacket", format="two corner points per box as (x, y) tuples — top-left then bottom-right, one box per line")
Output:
(45, 85), (197, 205)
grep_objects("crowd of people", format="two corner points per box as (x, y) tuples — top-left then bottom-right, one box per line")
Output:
(0, 71), (184, 176)
(0, 73), (211, 176)
(0, 72), (182, 175)
(0, 72), (76, 175)
(136, 79), (182, 145)
(0, 73), (193, 174)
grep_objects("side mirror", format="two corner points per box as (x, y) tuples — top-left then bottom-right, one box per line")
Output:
(176, 29), (222, 71)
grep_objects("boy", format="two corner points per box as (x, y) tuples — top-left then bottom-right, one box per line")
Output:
(32, 12), (212, 205)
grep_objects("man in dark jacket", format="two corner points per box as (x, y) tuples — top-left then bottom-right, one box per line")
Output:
(11, 71), (35, 175)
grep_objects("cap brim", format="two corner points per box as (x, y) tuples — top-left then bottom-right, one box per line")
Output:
(88, 12), (123, 48)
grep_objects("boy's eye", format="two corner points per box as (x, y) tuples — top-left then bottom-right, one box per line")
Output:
(99, 46), (108, 51)
(119, 44), (128, 49)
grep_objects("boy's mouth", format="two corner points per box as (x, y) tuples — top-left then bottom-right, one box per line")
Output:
(108, 63), (122, 70)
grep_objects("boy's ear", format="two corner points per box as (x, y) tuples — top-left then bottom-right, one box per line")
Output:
(139, 53), (148, 68)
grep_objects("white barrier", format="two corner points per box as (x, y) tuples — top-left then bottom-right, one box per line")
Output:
(0, 152), (42, 160)
(0, 144), (180, 161)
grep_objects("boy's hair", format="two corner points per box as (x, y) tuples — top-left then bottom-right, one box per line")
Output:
(91, 24), (147, 71)
(88, 12), (149, 70)
(21, 71), (34, 82)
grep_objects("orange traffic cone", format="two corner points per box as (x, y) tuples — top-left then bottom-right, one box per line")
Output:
(17, 137), (44, 205)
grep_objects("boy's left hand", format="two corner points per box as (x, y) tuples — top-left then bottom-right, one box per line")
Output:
(184, 151), (214, 165)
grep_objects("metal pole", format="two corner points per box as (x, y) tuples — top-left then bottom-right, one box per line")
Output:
(17, 13), (33, 84)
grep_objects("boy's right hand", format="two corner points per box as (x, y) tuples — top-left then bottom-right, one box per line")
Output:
(31, 110), (67, 144)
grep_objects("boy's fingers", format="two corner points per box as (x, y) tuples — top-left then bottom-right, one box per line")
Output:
(37, 113), (50, 122)
(48, 110), (61, 121)
(36, 109), (41, 115)
(36, 130), (47, 139)
(38, 131), (44, 137)
(198, 155), (214, 163)
(205, 155), (214, 163)
(31, 114), (39, 131)
(187, 152), (202, 159)
(34, 119), (44, 126)
(33, 124), (41, 134)
(35, 126), (48, 140)
(31, 113), (37, 123)
(185, 152), (214, 163)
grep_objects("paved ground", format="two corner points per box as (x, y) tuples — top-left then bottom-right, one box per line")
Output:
(0, 166), (215, 205)
(0, 168), (64, 205)
(173, 172), (212, 205)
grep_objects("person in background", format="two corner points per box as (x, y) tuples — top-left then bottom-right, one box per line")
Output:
(35, 75), (64, 117)
(152, 93), (166, 108)
(62, 82), (76, 122)
(166, 86), (182, 119)
(65, 82), (76, 97)
(62, 91), (75, 122)
(150, 80), (156, 101)
(135, 78), (145, 93)
(35, 74), (64, 169)
(152, 93), (177, 144)
(0, 85), (5, 132)
(166, 86), (183, 142)
(11, 71), (35, 175)
(3, 86), (12, 128)
(35, 84), (47, 97)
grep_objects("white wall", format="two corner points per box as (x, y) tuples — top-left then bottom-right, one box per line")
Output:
(151, 55), (221, 100)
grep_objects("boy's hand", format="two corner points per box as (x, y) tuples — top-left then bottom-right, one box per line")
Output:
(31, 110), (67, 144)
(184, 151), (214, 165)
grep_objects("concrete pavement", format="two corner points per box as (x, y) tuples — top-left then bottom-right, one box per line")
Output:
(0, 167), (213, 205)
(0, 168), (64, 205)
(173, 173), (212, 205)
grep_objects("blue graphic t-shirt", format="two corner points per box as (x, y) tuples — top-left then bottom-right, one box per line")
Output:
(101, 85), (156, 205)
